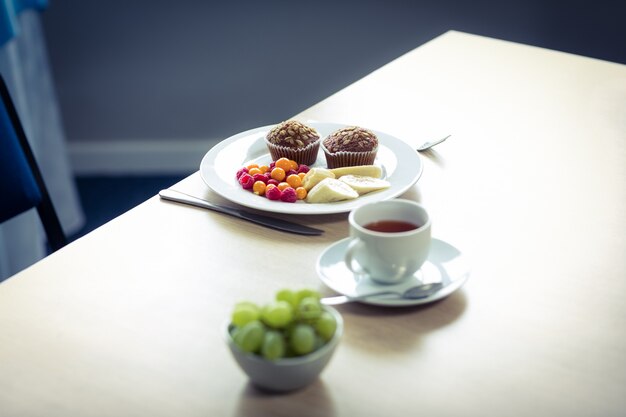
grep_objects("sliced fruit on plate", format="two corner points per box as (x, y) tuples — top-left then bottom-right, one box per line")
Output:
(338, 175), (391, 195)
(302, 168), (336, 191)
(329, 165), (382, 179)
(306, 178), (359, 203)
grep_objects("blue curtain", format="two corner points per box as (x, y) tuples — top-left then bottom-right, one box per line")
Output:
(1, 0), (47, 46)
(0, 2), (84, 281)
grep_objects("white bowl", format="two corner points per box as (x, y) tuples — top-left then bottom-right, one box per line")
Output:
(224, 306), (343, 392)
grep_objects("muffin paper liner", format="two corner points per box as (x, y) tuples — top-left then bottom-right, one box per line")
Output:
(321, 144), (378, 168)
(265, 138), (321, 166)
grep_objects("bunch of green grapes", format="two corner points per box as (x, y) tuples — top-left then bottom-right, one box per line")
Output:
(229, 289), (338, 360)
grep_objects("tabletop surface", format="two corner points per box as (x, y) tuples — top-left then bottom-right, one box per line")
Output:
(1, 31), (625, 417)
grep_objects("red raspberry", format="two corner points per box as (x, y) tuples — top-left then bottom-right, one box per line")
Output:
(269, 161), (276, 170)
(253, 173), (268, 183)
(286, 169), (298, 177)
(235, 167), (249, 179)
(297, 164), (310, 174)
(280, 187), (297, 203)
(267, 179), (279, 186)
(266, 186), (282, 201)
(238, 173), (255, 189)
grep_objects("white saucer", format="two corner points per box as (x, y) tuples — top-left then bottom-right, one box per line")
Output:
(316, 238), (470, 307)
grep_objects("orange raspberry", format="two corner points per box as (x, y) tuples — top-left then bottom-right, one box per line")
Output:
(295, 187), (307, 200)
(252, 181), (267, 196)
(270, 167), (286, 182)
(286, 174), (302, 188)
(274, 158), (292, 172)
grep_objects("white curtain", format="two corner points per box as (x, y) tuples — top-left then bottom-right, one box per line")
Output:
(0, 10), (84, 281)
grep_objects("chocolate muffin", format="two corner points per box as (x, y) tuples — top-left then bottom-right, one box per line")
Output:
(322, 126), (378, 168)
(265, 120), (321, 166)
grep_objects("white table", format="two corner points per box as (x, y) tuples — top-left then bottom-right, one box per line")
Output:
(1, 31), (624, 417)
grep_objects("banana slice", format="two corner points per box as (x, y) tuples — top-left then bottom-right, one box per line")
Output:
(329, 165), (382, 179)
(302, 167), (335, 191)
(338, 175), (391, 195)
(306, 178), (359, 203)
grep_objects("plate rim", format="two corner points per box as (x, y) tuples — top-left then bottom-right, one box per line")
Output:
(316, 237), (470, 307)
(199, 122), (423, 215)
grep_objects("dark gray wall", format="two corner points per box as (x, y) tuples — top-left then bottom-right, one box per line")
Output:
(42, 0), (626, 143)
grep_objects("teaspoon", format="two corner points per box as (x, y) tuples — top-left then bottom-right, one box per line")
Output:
(416, 134), (451, 152)
(321, 282), (444, 305)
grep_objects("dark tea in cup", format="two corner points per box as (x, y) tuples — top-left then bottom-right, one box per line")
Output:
(363, 220), (421, 233)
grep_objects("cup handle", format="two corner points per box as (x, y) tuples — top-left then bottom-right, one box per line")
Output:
(344, 238), (367, 276)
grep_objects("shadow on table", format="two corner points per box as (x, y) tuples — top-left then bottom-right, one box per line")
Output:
(418, 147), (447, 169)
(336, 289), (468, 354)
(234, 379), (336, 417)
(398, 184), (424, 203)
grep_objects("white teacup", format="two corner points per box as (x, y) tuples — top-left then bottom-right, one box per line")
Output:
(345, 199), (431, 285)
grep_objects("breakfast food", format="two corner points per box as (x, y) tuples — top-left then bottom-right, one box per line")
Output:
(338, 175), (390, 195)
(229, 288), (338, 360)
(301, 167), (335, 191)
(237, 124), (390, 205)
(235, 161), (389, 204)
(305, 178), (359, 203)
(236, 158), (310, 203)
(265, 120), (321, 166)
(330, 164), (382, 178)
(322, 126), (378, 168)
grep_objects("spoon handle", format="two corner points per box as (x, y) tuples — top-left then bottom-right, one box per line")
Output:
(321, 291), (402, 305)
(417, 134), (451, 152)
(320, 282), (445, 305)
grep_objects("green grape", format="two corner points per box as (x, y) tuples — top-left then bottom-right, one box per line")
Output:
(231, 301), (261, 327)
(297, 296), (323, 322)
(295, 289), (321, 305)
(314, 311), (337, 341)
(276, 289), (297, 309)
(233, 320), (265, 353)
(290, 324), (316, 355)
(261, 330), (286, 360)
(261, 301), (293, 329)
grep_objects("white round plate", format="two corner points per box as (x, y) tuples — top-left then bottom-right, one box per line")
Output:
(199, 122), (423, 215)
(316, 238), (470, 307)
